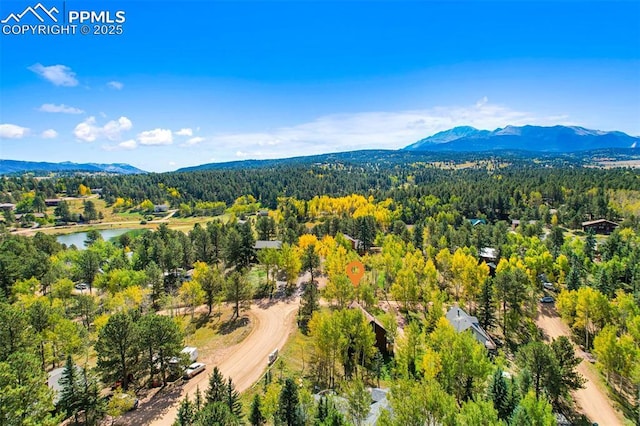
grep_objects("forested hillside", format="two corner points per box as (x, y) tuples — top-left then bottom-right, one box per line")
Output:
(0, 159), (638, 425)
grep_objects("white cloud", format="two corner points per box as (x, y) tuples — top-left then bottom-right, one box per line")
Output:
(0, 124), (29, 139)
(118, 139), (137, 149)
(38, 103), (84, 114)
(176, 128), (193, 136)
(101, 139), (138, 151)
(107, 81), (124, 90)
(182, 136), (205, 146)
(212, 99), (570, 159)
(28, 63), (78, 87)
(41, 129), (58, 139)
(74, 116), (132, 142)
(137, 128), (173, 146)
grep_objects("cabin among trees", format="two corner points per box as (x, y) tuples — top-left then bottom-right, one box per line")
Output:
(350, 302), (391, 356)
(445, 305), (496, 351)
(581, 219), (619, 235)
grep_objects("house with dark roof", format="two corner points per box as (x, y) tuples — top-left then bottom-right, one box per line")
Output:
(350, 302), (391, 356)
(445, 305), (496, 350)
(582, 219), (619, 235)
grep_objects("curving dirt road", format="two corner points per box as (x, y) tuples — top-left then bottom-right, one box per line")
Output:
(121, 297), (299, 426)
(536, 303), (625, 426)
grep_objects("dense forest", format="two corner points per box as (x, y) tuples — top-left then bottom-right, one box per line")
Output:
(0, 159), (639, 425)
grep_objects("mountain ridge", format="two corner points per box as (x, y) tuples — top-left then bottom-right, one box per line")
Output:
(404, 124), (639, 152)
(0, 160), (146, 175)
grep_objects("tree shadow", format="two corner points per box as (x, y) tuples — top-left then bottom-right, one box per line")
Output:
(118, 380), (184, 425)
(219, 316), (249, 335)
(193, 310), (222, 329)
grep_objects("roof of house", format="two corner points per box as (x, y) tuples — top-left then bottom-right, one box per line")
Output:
(446, 305), (496, 350)
(581, 219), (619, 227)
(313, 388), (390, 425)
(479, 247), (498, 260)
(468, 218), (486, 226)
(254, 240), (283, 250)
(349, 301), (387, 331)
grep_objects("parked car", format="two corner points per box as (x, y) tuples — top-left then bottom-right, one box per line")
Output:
(540, 296), (555, 303)
(543, 282), (555, 291)
(74, 282), (88, 290)
(183, 362), (206, 379)
(268, 348), (279, 365)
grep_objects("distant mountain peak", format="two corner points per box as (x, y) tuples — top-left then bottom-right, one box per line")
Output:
(404, 125), (639, 153)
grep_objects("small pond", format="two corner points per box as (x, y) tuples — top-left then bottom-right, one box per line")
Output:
(56, 228), (136, 248)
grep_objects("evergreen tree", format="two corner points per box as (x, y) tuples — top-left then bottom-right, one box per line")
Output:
(83, 200), (98, 222)
(279, 377), (302, 426)
(488, 368), (511, 421)
(413, 222), (424, 251)
(81, 367), (106, 426)
(549, 336), (585, 402)
(54, 201), (72, 222)
(206, 367), (226, 404)
(238, 221), (257, 270)
(225, 271), (252, 320)
(57, 355), (82, 424)
(355, 215), (376, 253)
(301, 244), (320, 284)
(194, 401), (240, 425)
(477, 277), (496, 330)
(174, 394), (195, 426)
(249, 394), (266, 425)
(95, 311), (139, 391)
(226, 377), (243, 418)
(585, 229), (596, 261)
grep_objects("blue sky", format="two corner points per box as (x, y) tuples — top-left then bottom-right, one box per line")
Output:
(1, 0), (639, 172)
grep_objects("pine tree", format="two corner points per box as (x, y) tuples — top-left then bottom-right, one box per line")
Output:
(194, 386), (203, 411)
(206, 367), (226, 404)
(279, 378), (301, 426)
(489, 368), (511, 421)
(249, 394), (266, 425)
(226, 377), (243, 418)
(81, 367), (105, 426)
(174, 394), (195, 426)
(585, 229), (596, 261)
(57, 354), (82, 424)
(477, 277), (496, 330)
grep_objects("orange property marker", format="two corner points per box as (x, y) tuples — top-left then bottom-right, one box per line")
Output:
(346, 260), (365, 286)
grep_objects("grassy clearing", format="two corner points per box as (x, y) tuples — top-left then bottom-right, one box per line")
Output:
(174, 304), (253, 354)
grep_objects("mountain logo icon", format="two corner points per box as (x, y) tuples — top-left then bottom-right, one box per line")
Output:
(1, 3), (59, 24)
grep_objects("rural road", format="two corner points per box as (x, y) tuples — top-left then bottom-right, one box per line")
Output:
(536, 303), (625, 426)
(124, 297), (300, 426)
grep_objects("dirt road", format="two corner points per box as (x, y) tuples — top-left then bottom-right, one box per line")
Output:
(122, 297), (299, 426)
(536, 303), (625, 426)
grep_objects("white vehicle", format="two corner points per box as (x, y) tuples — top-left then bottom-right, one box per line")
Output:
(543, 282), (555, 291)
(183, 362), (206, 379)
(181, 347), (198, 363)
(268, 348), (279, 365)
